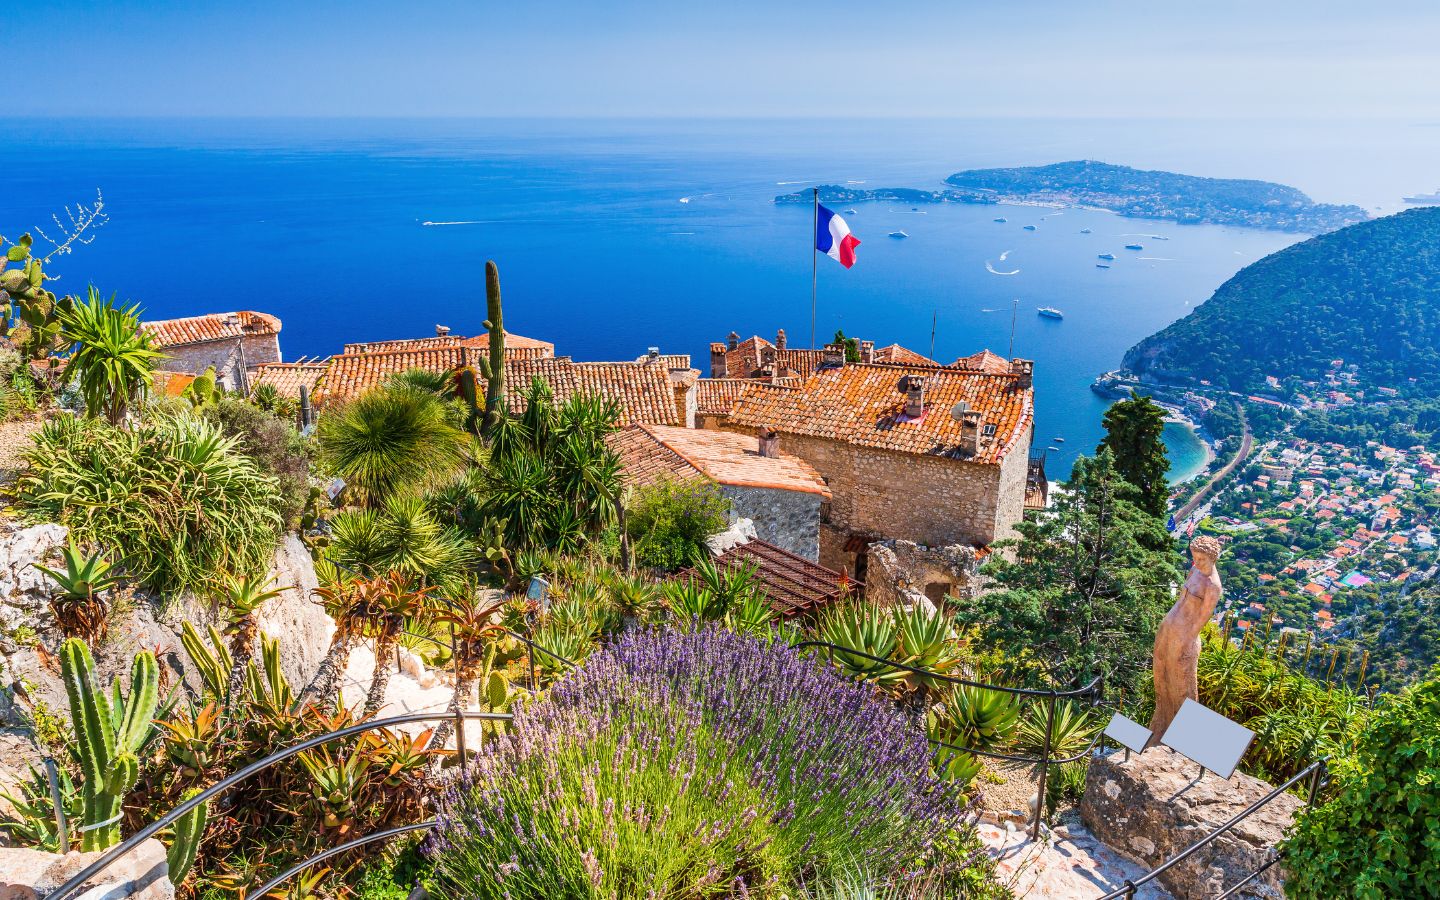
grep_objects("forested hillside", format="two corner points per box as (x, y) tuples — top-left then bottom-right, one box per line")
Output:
(1122, 207), (1440, 391)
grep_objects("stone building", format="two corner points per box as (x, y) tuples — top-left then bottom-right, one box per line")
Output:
(725, 356), (1039, 576)
(142, 311), (283, 393)
(610, 423), (831, 561)
(250, 359), (331, 400)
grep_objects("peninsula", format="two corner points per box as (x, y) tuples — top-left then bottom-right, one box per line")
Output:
(776, 160), (1370, 234)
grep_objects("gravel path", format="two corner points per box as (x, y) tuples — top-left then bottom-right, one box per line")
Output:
(0, 419), (43, 474)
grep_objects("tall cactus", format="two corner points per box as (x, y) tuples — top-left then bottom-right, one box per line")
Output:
(475, 260), (506, 434)
(166, 788), (208, 885)
(60, 638), (159, 851)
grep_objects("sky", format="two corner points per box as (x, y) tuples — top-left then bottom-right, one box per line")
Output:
(10, 0), (1440, 119)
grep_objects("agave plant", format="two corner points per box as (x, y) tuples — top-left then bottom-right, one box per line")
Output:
(297, 747), (373, 835)
(891, 603), (962, 691)
(607, 572), (661, 624)
(531, 622), (590, 680)
(32, 540), (122, 643)
(1014, 699), (1096, 760)
(927, 684), (1020, 787)
(817, 602), (908, 693)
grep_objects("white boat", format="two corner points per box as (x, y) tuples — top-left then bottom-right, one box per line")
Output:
(1098, 253), (1116, 260)
(1037, 307), (1063, 319)
(1126, 243), (1143, 250)
(889, 231), (908, 238)
(1404, 189), (1440, 204)
(1080, 228), (1092, 233)
(1047, 446), (1060, 451)
(1024, 225), (1037, 230)
(844, 209), (857, 214)
(1055, 437), (1065, 442)
(994, 217), (1007, 222)
(1096, 264), (1110, 268)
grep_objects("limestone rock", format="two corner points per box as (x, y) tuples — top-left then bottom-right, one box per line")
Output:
(865, 540), (984, 611)
(0, 838), (172, 900)
(0, 523), (69, 638)
(1081, 747), (1301, 900)
(705, 518), (757, 556)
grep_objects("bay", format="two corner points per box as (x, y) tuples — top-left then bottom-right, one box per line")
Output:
(8, 117), (1428, 479)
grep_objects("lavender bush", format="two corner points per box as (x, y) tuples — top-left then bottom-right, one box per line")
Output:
(427, 626), (975, 899)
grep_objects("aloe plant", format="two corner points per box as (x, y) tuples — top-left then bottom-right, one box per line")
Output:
(32, 540), (122, 643)
(817, 602), (908, 693)
(891, 604), (962, 691)
(60, 639), (160, 850)
(220, 573), (284, 700)
(0, 763), (83, 852)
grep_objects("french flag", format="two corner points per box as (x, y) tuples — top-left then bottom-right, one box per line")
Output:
(816, 205), (861, 269)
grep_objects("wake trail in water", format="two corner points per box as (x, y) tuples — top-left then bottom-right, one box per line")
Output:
(998, 249), (1015, 261)
(423, 221), (486, 225)
(986, 261), (1020, 275)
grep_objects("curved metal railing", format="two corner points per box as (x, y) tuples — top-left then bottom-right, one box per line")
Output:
(796, 639), (1106, 841)
(48, 711), (512, 900)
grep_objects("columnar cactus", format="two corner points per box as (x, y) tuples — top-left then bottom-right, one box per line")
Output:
(60, 638), (160, 851)
(475, 260), (506, 434)
(166, 788), (209, 885)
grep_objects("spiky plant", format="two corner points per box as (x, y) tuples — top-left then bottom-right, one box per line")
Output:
(351, 573), (432, 715)
(316, 384), (467, 508)
(32, 540), (122, 643)
(429, 594), (507, 750)
(56, 287), (167, 425)
(220, 573), (285, 700)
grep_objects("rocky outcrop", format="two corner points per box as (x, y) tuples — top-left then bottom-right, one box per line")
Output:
(1081, 747), (1302, 900)
(865, 540), (983, 611)
(705, 517), (757, 556)
(0, 838), (172, 900)
(0, 524), (69, 638)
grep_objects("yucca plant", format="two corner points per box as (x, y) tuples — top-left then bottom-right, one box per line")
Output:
(32, 540), (122, 643)
(219, 573), (284, 699)
(316, 384), (467, 508)
(726, 589), (777, 638)
(56, 286), (168, 425)
(0, 763), (84, 852)
(659, 579), (727, 630)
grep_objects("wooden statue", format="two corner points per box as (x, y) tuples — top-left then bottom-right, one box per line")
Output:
(1147, 535), (1224, 748)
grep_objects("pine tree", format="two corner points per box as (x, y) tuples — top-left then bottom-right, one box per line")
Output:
(1098, 389), (1171, 519)
(954, 449), (1182, 700)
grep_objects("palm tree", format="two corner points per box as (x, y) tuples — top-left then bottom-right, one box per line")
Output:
(316, 385), (467, 507)
(57, 287), (168, 425)
(428, 594), (506, 750)
(220, 573), (285, 700)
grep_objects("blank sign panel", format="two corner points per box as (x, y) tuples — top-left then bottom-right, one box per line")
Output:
(1103, 713), (1153, 754)
(1160, 698), (1255, 780)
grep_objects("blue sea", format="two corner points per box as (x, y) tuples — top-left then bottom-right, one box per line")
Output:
(6, 117), (1433, 481)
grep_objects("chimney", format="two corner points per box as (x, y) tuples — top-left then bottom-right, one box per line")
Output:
(822, 342), (846, 368)
(727, 331), (740, 351)
(761, 345), (776, 367)
(860, 340), (875, 364)
(958, 410), (983, 456)
(758, 425), (780, 459)
(776, 328), (787, 350)
(1010, 358), (1034, 390)
(742, 355), (755, 375)
(710, 342), (728, 378)
(436, 324), (451, 337)
(904, 376), (926, 418)
(648, 346), (660, 360)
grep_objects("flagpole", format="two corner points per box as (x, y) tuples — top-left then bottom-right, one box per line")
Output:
(811, 187), (819, 350)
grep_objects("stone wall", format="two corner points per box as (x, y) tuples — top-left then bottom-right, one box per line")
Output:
(865, 540), (984, 610)
(727, 431), (1006, 572)
(721, 485), (822, 561)
(0, 838), (172, 900)
(1081, 747), (1302, 899)
(154, 334), (282, 392)
(993, 421), (1032, 545)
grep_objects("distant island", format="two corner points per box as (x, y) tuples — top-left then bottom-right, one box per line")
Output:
(776, 160), (1370, 234)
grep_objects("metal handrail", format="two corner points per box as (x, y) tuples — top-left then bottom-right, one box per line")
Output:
(1092, 757), (1328, 900)
(931, 721), (1107, 767)
(250, 820), (437, 900)
(1215, 854), (1281, 900)
(48, 711), (511, 900)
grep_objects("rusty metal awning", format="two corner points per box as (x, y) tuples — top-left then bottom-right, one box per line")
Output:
(842, 534), (879, 554)
(677, 539), (860, 617)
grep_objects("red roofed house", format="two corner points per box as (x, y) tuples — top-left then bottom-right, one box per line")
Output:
(724, 355), (1038, 573)
(142, 311), (282, 393)
(611, 424), (831, 560)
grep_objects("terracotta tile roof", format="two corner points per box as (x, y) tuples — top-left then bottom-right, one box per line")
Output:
(613, 425), (830, 496)
(772, 349), (824, 379)
(574, 363), (681, 426)
(633, 354), (693, 369)
(955, 349), (1012, 374)
(251, 360), (331, 400)
(872, 343), (933, 366)
(696, 379), (755, 415)
(677, 539), (857, 617)
(314, 347), (469, 403)
(142, 311), (281, 347)
(729, 363), (1033, 465)
(608, 426), (697, 485)
(342, 332), (553, 358)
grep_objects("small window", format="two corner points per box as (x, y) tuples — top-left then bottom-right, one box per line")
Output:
(982, 423), (997, 436)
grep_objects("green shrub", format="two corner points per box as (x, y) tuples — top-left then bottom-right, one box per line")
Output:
(16, 414), (283, 595)
(204, 399), (311, 528)
(1283, 671), (1440, 900)
(626, 476), (730, 571)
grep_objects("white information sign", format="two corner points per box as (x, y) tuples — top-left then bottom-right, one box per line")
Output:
(1103, 712), (1153, 754)
(1160, 698), (1255, 780)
